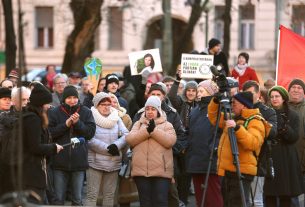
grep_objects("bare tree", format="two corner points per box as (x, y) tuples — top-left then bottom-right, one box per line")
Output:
(62, 0), (103, 74)
(1, 0), (17, 75)
(222, 0), (232, 59)
(170, 0), (209, 76)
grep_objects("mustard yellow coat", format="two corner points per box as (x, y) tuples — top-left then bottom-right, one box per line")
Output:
(208, 99), (265, 176)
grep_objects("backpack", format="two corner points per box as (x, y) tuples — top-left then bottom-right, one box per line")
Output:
(243, 114), (274, 179)
(0, 110), (30, 166)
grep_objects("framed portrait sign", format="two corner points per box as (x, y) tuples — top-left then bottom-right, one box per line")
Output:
(181, 53), (214, 79)
(128, 48), (163, 76)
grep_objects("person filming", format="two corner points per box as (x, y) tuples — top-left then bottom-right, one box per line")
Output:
(208, 91), (266, 207)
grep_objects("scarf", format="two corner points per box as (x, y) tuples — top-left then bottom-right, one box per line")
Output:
(234, 64), (248, 76)
(117, 106), (127, 118)
(91, 106), (119, 129)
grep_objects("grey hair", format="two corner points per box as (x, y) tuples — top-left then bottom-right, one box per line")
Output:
(53, 73), (68, 83)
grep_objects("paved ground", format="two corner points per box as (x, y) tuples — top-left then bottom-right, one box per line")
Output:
(130, 195), (196, 207)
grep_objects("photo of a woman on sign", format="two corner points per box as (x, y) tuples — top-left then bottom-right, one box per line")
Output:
(136, 53), (155, 75)
(128, 48), (162, 76)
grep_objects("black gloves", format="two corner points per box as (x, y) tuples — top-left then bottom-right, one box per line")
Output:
(278, 112), (288, 135)
(147, 119), (156, 134)
(213, 92), (222, 103)
(176, 73), (182, 81)
(107, 144), (120, 156)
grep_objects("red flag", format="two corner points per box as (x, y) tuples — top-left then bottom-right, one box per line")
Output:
(276, 25), (305, 89)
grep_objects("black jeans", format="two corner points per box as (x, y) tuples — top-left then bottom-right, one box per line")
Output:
(134, 176), (170, 207)
(222, 171), (254, 207)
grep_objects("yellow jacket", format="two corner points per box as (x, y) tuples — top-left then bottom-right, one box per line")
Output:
(208, 98), (265, 176)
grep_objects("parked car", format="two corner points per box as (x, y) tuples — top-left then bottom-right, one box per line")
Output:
(22, 67), (61, 82)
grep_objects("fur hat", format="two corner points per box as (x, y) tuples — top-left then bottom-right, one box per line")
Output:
(148, 82), (166, 95)
(0, 87), (11, 99)
(238, 52), (250, 63)
(8, 69), (19, 79)
(288, 78), (305, 92)
(62, 85), (79, 103)
(268, 85), (289, 102)
(208, 38), (221, 49)
(233, 91), (253, 109)
(92, 92), (112, 108)
(198, 80), (218, 96)
(29, 84), (52, 106)
(185, 81), (198, 91)
(105, 74), (119, 88)
(145, 96), (162, 115)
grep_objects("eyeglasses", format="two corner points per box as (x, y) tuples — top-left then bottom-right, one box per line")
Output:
(99, 103), (111, 107)
(55, 82), (66, 85)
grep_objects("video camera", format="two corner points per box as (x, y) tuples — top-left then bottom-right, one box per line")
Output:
(210, 65), (239, 101)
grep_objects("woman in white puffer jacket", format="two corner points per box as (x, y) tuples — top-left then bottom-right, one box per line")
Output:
(85, 92), (128, 207)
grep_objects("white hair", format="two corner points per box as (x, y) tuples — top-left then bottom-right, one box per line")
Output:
(11, 86), (31, 101)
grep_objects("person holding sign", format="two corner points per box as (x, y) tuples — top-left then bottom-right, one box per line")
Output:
(201, 38), (229, 77)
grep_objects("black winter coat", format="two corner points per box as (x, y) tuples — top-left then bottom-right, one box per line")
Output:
(48, 104), (96, 171)
(186, 96), (221, 174)
(201, 50), (229, 77)
(254, 102), (277, 140)
(167, 81), (197, 130)
(23, 112), (57, 189)
(264, 108), (303, 196)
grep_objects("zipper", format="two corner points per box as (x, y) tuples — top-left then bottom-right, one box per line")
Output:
(162, 154), (166, 172)
(146, 139), (149, 176)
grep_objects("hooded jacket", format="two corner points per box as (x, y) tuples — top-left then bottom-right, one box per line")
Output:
(208, 98), (265, 176)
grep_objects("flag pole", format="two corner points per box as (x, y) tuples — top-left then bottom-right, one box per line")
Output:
(275, 25), (281, 85)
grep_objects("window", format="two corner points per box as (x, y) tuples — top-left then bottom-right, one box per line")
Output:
(214, 6), (225, 43)
(108, 7), (123, 50)
(35, 7), (53, 48)
(292, 5), (305, 36)
(239, 4), (255, 49)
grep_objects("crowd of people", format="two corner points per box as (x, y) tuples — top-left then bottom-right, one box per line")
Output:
(0, 38), (304, 207)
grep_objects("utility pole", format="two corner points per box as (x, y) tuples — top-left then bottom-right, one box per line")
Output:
(162, 0), (172, 75)
(18, 0), (26, 79)
(275, 0), (282, 65)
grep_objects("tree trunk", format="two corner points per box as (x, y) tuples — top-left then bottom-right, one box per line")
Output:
(62, 0), (103, 74)
(2, 0), (17, 75)
(223, 0), (232, 59)
(170, 0), (208, 76)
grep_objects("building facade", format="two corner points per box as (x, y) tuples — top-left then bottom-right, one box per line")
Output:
(0, 0), (304, 81)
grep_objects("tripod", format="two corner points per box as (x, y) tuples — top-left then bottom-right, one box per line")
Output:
(201, 95), (247, 207)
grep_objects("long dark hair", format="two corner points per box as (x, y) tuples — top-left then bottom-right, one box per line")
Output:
(27, 104), (49, 129)
(144, 53), (155, 69)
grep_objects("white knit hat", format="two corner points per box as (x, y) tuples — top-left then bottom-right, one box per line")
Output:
(145, 96), (162, 115)
(92, 92), (112, 108)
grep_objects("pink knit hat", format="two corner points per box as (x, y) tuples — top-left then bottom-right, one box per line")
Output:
(198, 80), (218, 95)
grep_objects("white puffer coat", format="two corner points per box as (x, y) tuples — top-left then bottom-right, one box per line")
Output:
(88, 107), (128, 172)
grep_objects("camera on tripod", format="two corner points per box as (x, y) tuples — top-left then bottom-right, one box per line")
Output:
(210, 65), (238, 102)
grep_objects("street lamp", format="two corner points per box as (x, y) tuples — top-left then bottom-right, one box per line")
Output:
(203, 1), (214, 47)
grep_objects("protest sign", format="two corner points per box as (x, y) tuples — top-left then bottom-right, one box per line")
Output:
(128, 48), (162, 76)
(181, 53), (214, 79)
